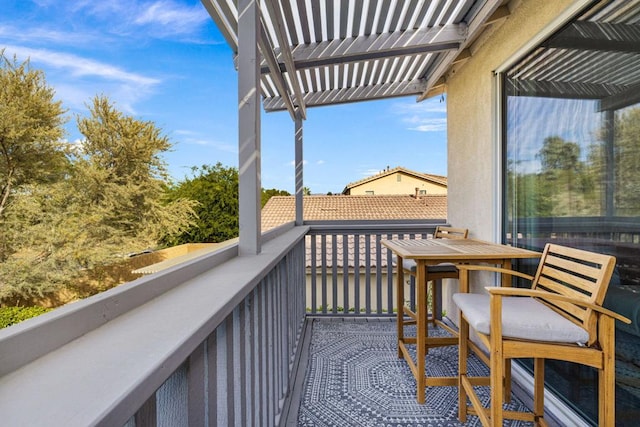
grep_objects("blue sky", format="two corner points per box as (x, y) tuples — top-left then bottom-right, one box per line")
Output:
(2, 0), (447, 194)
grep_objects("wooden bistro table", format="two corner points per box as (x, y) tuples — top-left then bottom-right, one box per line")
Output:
(381, 237), (541, 404)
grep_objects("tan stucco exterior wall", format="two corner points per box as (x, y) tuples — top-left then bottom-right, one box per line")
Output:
(447, 0), (576, 240)
(443, 0), (579, 312)
(349, 172), (447, 195)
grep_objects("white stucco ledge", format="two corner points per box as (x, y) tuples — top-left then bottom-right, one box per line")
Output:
(0, 222), (306, 426)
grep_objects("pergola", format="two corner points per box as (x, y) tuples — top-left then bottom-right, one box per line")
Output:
(198, 0), (640, 254)
(199, 0), (510, 254)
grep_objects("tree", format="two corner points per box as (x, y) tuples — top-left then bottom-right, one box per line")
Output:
(162, 163), (239, 245)
(536, 136), (594, 216)
(75, 96), (195, 241)
(262, 188), (290, 207)
(613, 107), (640, 215)
(0, 96), (197, 305)
(0, 52), (68, 219)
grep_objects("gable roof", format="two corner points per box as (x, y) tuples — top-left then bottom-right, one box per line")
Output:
(262, 194), (447, 231)
(342, 166), (447, 194)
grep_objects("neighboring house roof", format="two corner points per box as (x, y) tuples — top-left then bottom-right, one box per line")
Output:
(262, 194), (447, 231)
(342, 166), (447, 194)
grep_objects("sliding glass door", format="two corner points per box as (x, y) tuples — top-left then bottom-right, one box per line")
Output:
(503, 1), (640, 424)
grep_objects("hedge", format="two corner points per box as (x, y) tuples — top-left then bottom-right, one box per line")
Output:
(0, 306), (52, 329)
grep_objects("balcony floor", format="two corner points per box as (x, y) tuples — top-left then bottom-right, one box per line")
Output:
(284, 317), (535, 426)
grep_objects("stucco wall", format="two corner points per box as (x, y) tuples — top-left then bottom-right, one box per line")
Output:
(447, 0), (575, 240)
(444, 0), (578, 313)
(349, 172), (447, 195)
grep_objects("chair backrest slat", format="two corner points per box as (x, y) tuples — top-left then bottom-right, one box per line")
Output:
(435, 226), (468, 240)
(537, 265), (600, 295)
(537, 275), (593, 302)
(532, 244), (616, 345)
(542, 254), (606, 294)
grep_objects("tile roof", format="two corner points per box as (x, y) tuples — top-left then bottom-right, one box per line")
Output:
(342, 166), (448, 192)
(262, 194), (447, 231)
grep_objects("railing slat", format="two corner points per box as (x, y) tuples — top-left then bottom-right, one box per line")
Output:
(156, 365), (188, 427)
(343, 234), (349, 313)
(1, 222), (451, 426)
(354, 234), (361, 314)
(187, 343), (206, 427)
(365, 234), (372, 313)
(321, 234), (328, 314)
(305, 223), (443, 316)
(310, 235), (317, 313)
(375, 233), (383, 314)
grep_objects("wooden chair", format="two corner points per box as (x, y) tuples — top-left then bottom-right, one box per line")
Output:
(453, 243), (630, 426)
(401, 226), (469, 331)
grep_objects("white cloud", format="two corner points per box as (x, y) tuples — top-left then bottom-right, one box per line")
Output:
(316, 160), (325, 165)
(4, 45), (159, 87)
(408, 118), (447, 132)
(392, 98), (448, 132)
(0, 25), (99, 46)
(3, 45), (160, 114)
(361, 168), (383, 177)
(174, 130), (237, 153)
(5, 46), (162, 114)
(393, 100), (447, 115)
(70, 0), (209, 38)
(14, 1), (210, 42)
(134, 1), (210, 35)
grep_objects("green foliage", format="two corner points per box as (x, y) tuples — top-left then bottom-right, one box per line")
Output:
(0, 95), (197, 305)
(0, 52), (69, 304)
(613, 107), (640, 215)
(77, 96), (171, 183)
(510, 135), (598, 218)
(0, 51), (68, 219)
(161, 163), (239, 245)
(262, 188), (290, 207)
(0, 306), (51, 329)
(74, 96), (197, 242)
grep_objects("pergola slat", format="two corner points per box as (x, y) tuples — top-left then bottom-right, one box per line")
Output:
(201, 0), (640, 115)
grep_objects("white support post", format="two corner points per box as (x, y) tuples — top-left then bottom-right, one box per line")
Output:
(237, 0), (261, 255)
(295, 113), (304, 226)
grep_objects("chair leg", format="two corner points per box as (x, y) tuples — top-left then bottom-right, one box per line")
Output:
(431, 279), (437, 324)
(490, 345), (504, 426)
(458, 314), (469, 423)
(599, 316), (616, 426)
(504, 358), (511, 403)
(533, 358), (545, 421)
(490, 296), (504, 427)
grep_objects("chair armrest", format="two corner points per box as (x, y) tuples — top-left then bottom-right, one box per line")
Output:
(456, 264), (535, 282)
(485, 287), (631, 324)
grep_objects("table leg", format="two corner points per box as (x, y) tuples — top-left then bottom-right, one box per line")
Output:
(501, 258), (512, 400)
(459, 266), (469, 294)
(396, 256), (405, 359)
(416, 259), (427, 404)
(501, 259), (512, 287)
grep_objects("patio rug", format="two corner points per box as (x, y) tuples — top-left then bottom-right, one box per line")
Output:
(298, 319), (533, 426)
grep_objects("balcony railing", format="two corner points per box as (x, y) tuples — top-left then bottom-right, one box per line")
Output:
(0, 220), (444, 426)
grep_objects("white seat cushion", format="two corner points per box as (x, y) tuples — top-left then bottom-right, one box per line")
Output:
(401, 258), (417, 271)
(453, 293), (589, 344)
(399, 258), (457, 274)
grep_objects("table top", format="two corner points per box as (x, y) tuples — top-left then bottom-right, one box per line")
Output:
(381, 238), (541, 261)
